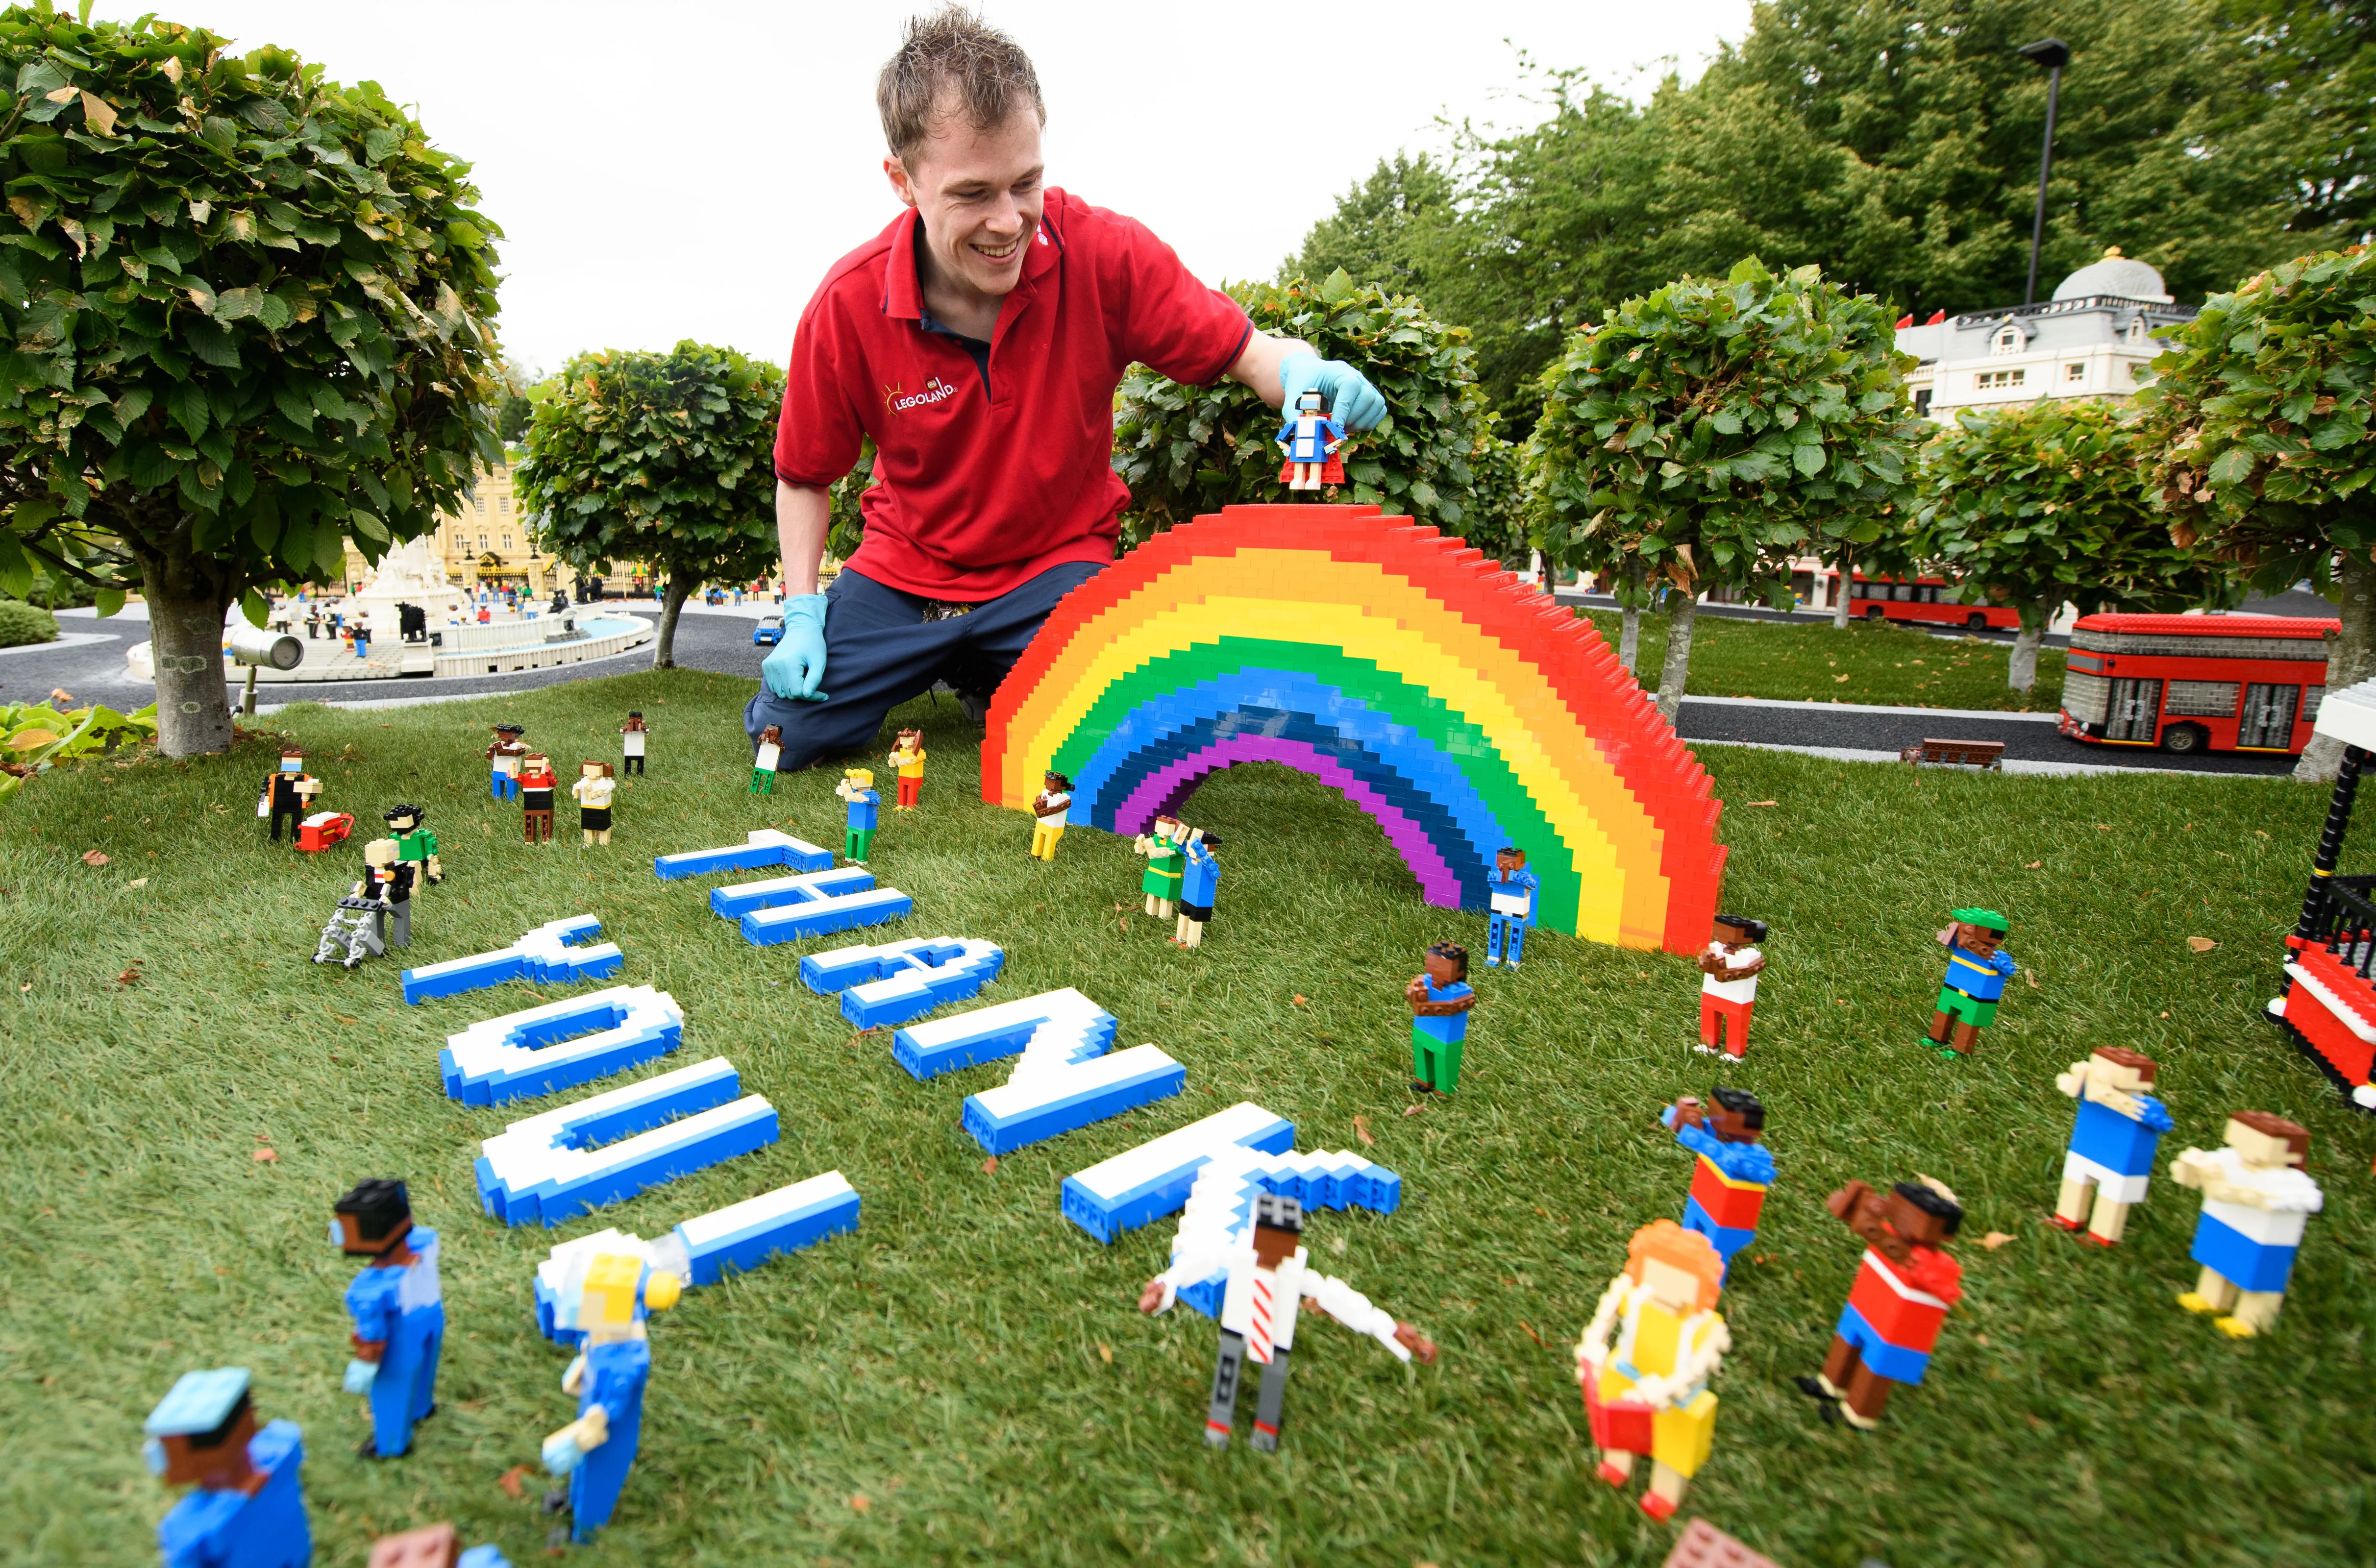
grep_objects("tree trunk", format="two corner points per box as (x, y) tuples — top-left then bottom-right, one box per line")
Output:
(140, 549), (236, 757)
(652, 576), (692, 669)
(1831, 552), (1852, 630)
(1618, 605), (1642, 672)
(1655, 592), (1698, 722)
(2298, 549), (2376, 782)
(2007, 595), (2051, 693)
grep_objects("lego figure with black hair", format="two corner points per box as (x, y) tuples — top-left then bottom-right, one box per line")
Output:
(1697, 915), (1767, 1058)
(888, 726), (926, 809)
(1174, 831), (1220, 948)
(1138, 1193), (1435, 1452)
(619, 712), (647, 777)
(572, 761), (616, 847)
(1576, 1219), (1732, 1521)
(1664, 1088), (1775, 1281)
(1929, 908), (2015, 1057)
(1407, 939), (1478, 1094)
(837, 767), (879, 861)
(751, 724), (783, 794)
(486, 724), (527, 802)
(1030, 771), (1071, 860)
(1486, 846), (1539, 970)
(2051, 1047), (2176, 1247)
(519, 755), (558, 844)
(333, 1178), (444, 1459)
(540, 1251), (682, 1544)
(259, 750), (320, 843)
(2172, 1110), (2323, 1337)
(143, 1368), (311, 1568)
(369, 1522), (512, 1568)
(1275, 388), (1347, 492)
(1795, 1175), (1963, 1429)
(1135, 813), (1187, 918)
(384, 804), (441, 888)
(353, 838), (417, 949)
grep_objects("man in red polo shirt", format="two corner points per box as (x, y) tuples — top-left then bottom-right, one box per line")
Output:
(748, 8), (1386, 771)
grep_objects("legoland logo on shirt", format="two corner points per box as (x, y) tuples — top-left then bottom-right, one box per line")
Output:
(883, 375), (959, 415)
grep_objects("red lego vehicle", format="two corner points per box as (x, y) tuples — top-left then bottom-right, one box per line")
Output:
(2058, 613), (2337, 756)
(1820, 573), (2023, 631)
(297, 811), (354, 853)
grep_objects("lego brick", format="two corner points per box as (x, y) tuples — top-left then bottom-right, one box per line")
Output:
(439, 985), (683, 1105)
(1160, 1144), (1404, 1317)
(799, 936), (1006, 1029)
(652, 827), (832, 881)
(1061, 1102), (1296, 1243)
(739, 886), (913, 946)
(709, 864), (878, 919)
(962, 1045), (1187, 1155)
(893, 986), (1114, 1079)
(475, 1058), (776, 1227)
(400, 914), (622, 1004)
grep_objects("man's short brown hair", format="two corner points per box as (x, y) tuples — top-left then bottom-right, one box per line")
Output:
(878, 6), (1044, 168)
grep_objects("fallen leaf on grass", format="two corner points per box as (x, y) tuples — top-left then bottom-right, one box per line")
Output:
(1403, 1104), (1424, 1117)
(2025, 973), (2040, 989)
(333, 1014), (357, 1026)
(981, 1156), (998, 1175)
(117, 967), (140, 985)
(50, 688), (71, 704)
(1518, 1321), (1544, 1348)
(1353, 1115), (1374, 1147)
(1981, 1231), (2013, 1250)
(2158, 1010), (2170, 1019)
(499, 1463), (531, 1499)
(80, 850), (109, 866)
(125, 877), (148, 888)
(2187, 936), (2218, 953)
(2025, 860), (2042, 869)
(1833, 674), (1851, 683)
(1097, 1342), (1113, 1364)
(1743, 800), (1778, 808)
(251, 1148), (277, 1163)
(2095, 823), (2112, 832)
(849, 1494), (871, 1514)
(1291, 994), (1308, 1006)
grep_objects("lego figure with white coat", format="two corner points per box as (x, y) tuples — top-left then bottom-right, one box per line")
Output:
(2051, 1047), (2176, 1247)
(619, 712), (647, 777)
(1275, 389), (1346, 492)
(1030, 771), (1072, 860)
(751, 724), (782, 795)
(2172, 1110), (2323, 1337)
(259, 750), (321, 843)
(1697, 915), (1767, 1059)
(540, 1251), (681, 1544)
(486, 724), (527, 802)
(572, 761), (616, 848)
(334, 1178), (443, 1459)
(143, 1368), (311, 1568)
(1486, 845), (1539, 969)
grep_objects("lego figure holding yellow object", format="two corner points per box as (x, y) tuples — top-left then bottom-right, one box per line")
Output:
(1576, 1220), (1732, 1521)
(888, 726), (926, 809)
(541, 1252), (681, 1545)
(837, 767), (879, 861)
(572, 762), (616, 847)
(2172, 1111), (2322, 1337)
(1030, 771), (1072, 860)
(1135, 813), (1186, 918)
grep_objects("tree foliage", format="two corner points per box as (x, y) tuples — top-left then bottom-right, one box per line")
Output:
(1113, 270), (1523, 560)
(517, 340), (782, 665)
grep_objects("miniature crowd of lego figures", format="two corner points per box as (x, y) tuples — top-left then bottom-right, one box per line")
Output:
(485, 723), (626, 846)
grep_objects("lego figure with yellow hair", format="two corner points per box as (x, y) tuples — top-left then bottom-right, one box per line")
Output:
(1574, 1219), (1732, 1521)
(539, 1252), (681, 1545)
(836, 767), (879, 862)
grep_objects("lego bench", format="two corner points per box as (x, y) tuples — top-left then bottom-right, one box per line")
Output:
(1898, 738), (2005, 771)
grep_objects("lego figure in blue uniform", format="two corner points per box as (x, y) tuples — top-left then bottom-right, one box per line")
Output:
(1174, 830), (1221, 948)
(836, 767), (880, 862)
(2051, 1047), (2177, 1247)
(1275, 390), (1346, 491)
(1927, 907), (2016, 1058)
(541, 1251), (682, 1544)
(1485, 846), (1539, 969)
(333, 1178), (443, 1459)
(1663, 1088), (1776, 1280)
(143, 1368), (311, 1568)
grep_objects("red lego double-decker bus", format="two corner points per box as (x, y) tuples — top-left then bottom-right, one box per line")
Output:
(1820, 572), (2024, 631)
(2058, 613), (2337, 755)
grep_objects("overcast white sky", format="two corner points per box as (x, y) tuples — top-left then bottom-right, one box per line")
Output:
(121, 1), (1751, 377)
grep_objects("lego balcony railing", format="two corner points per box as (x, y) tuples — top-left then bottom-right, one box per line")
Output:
(2273, 874), (2376, 1101)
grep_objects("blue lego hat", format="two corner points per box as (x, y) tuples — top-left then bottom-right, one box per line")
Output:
(144, 1368), (250, 1437)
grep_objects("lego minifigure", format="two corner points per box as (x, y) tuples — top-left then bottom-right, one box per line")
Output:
(2172, 1111), (2323, 1337)
(1696, 915), (1767, 1059)
(354, 837), (416, 949)
(351, 609), (372, 661)
(540, 1251), (682, 1544)
(1274, 389), (1347, 492)
(837, 768), (879, 861)
(143, 1369), (311, 1568)
(486, 724), (527, 802)
(888, 726), (926, 810)
(1575, 1219), (1732, 1521)
(750, 724), (782, 795)
(1663, 1088), (1774, 1280)
(1485, 846), (1539, 969)
(619, 712), (647, 777)
(1406, 940), (1478, 1094)
(1928, 908), (2015, 1058)
(258, 750), (321, 844)
(369, 1521), (512, 1568)
(1174, 831), (1220, 948)
(520, 755), (558, 845)
(333, 1178), (444, 1459)
(1030, 771), (1072, 860)
(1794, 1176), (1963, 1429)
(384, 804), (442, 888)
(2051, 1047), (2177, 1247)
(1137, 1193), (1435, 1452)
(572, 762), (616, 847)
(1134, 814), (1186, 919)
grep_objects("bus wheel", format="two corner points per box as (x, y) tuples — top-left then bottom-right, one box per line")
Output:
(1864, 606), (1885, 621)
(1966, 612), (1987, 631)
(2160, 723), (2208, 755)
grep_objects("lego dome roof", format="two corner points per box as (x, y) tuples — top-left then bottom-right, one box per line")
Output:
(2054, 247), (2173, 304)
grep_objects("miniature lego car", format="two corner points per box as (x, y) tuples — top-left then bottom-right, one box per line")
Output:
(753, 615), (784, 648)
(298, 811), (355, 853)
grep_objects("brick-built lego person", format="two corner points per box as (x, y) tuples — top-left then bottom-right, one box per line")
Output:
(750, 724), (783, 794)
(384, 804), (442, 890)
(1928, 908), (2015, 1058)
(259, 750), (321, 844)
(2171, 1110), (2323, 1337)
(486, 724), (527, 802)
(353, 837), (417, 949)
(1137, 1193), (1435, 1452)
(1696, 915), (1767, 1059)
(1134, 813), (1187, 919)
(572, 761), (616, 848)
(1794, 1176), (1963, 1430)
(619, 711), (647, 777)
(1274, 388), (1347, 492)
(540, 1251), (682, 1545)
(1486, 846), (1539, 970)
(1663, 1089), (1775, 1281)
(1175, 831), (1221, 948)
(333, 1178), (444, 1459)
(1030, 770), (1072, 860)
(888, 726), (927, 810)
(369, 1522), (512, 1568)
(837, 766), (879, 861)
(350, 608), (372, 661)
(2051, 1047), (2177, 1247)
(142, 1368), (311, 1568)
(1407, 939), (1479, 1094)
(519, 755), (558, 845)
(1575, 1219), (1732, 1521)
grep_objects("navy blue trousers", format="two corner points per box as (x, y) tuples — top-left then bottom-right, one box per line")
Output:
(743, 560), (1106, 773)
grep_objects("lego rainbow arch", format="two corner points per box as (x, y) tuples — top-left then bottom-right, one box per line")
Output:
(983, 504), (1727, 950)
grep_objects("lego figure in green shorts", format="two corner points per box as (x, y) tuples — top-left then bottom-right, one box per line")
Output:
(837, 767), (879, 862)
(1927, 908), (2016, 1059)
(1407, 940), (1479, 1093)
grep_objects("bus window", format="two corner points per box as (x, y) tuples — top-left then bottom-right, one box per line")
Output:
(2107, 679), (2163, 742)
(2239, 684), (2302, 748)
(1894, 583), (1914, 602)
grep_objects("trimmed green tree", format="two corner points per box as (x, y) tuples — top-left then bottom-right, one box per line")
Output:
(1112, 270), (1524, 563)
(516, 340), (782, 668)
(1528, 256), (1921, 718)
(2138, 245), (2376, 780)
(0, 9), (504, 755)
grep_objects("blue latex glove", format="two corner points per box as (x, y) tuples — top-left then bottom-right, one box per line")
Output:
(342, 1358), (380, 1395)
(1279, 352), (1387, 433)
(761, 591), (829, 702)
(542, 1429), (587, 1476)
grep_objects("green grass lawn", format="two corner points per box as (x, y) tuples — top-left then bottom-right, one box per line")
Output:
(5, 668), (2370, 1568)
(1579, 609), (2069, 713)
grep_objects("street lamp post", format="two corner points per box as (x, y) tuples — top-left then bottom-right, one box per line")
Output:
(2018, 38), (2071, 306)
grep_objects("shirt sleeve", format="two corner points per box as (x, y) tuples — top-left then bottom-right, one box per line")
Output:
(1303, 1271), (1409, 1359)
(1151, 1246), (1232, 1311)
(1103, 211), (1253, 387)
(774, 296), (870, 489)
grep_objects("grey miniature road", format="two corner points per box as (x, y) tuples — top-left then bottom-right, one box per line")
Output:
(1674, 695), (2296, 778)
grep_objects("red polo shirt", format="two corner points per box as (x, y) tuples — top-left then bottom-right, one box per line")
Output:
(775, 189), (1253, 600)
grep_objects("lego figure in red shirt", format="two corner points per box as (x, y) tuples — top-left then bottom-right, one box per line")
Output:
(749, 10), (1387, 778)
(519, 755), (558, 844)
(1795, 1176), (1963, 1430)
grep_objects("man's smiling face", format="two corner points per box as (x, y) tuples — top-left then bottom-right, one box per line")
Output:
(887, 101), (1045, 305)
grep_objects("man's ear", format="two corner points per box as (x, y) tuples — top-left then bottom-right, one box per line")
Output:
(884, 154), (918, 208)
